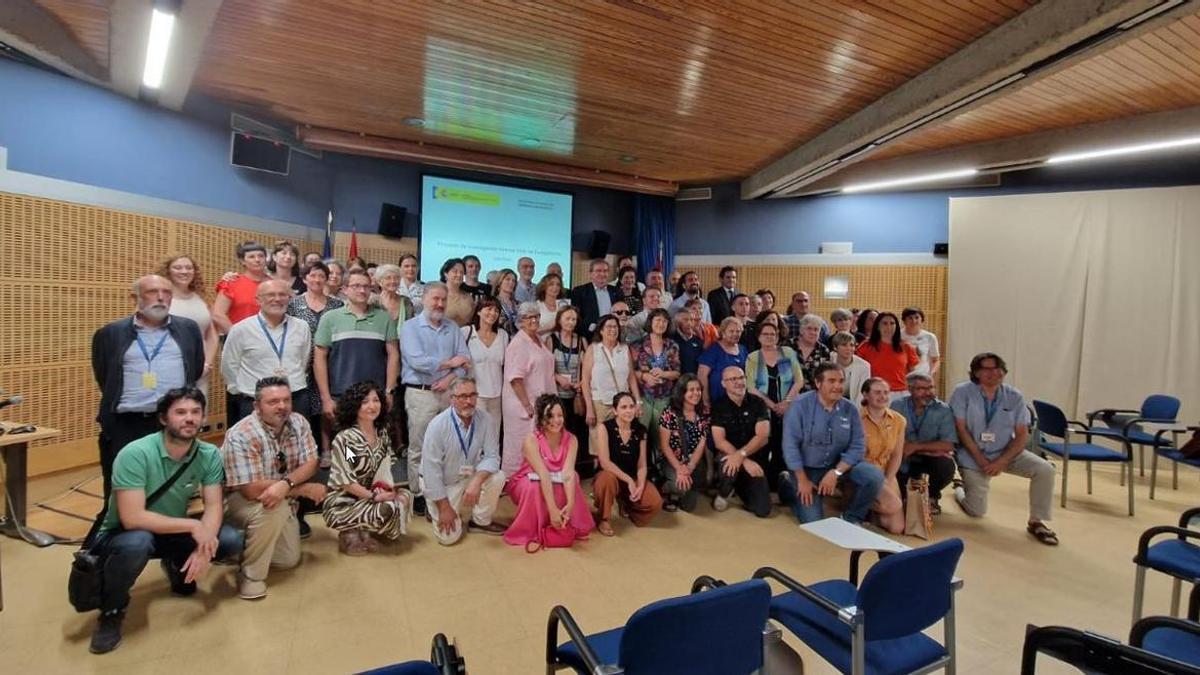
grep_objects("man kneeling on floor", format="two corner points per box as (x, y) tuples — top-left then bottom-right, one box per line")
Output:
(418, 376), (507, 544)
(89, 387), (243, 654)
(222, 376), (325, 599)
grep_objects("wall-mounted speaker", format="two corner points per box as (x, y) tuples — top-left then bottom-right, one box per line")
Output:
(933, 242), (949, 256)
(378, 203), (407, 239)
(587, 230), (611, 259)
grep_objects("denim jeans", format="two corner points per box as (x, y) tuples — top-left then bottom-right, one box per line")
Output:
(778, 463), (884, 524)
(94, 525), (243, 612)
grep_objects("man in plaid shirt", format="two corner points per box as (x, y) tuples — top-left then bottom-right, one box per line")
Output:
(221, 376), (324, 600)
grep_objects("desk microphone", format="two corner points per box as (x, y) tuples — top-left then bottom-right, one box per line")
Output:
(0, 394), (23, 410)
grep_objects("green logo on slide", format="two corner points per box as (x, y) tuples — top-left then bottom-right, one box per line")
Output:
(433, 185), (500, 206)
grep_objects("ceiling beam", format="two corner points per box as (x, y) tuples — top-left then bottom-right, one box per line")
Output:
(0, 0), (106, 84)
(156, 0), (223, 110)
(298, 127), (679, 197)
(741, 0), (1191, 199)
(787, 106), (1200, 197)
(108, 0), (151, 98)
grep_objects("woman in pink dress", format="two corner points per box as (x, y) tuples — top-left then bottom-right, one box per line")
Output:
(501, 302), (557, 476)
(503, 394), (595, 548)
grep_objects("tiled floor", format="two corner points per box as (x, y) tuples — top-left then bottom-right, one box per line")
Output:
(2, 460), (1196, 674)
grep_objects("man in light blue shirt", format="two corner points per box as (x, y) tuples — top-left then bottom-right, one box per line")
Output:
(890, 372), (957, 512)
(419, 377), (506, 545)
(949, 352), (1058, 546)
(668, 270), (712, 323)
(399, 282), (471, 516)
(779, 362), (883, 524)
(514, 257), (537, 304)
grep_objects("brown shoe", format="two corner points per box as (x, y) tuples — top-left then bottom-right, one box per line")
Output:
(338, 530), (369, 556)
(467, 520), (508, 536)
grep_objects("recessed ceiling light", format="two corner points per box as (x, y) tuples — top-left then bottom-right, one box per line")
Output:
(620, 154), (637, 163)
(1046, 135), (1200, 164)
(402, 117), (425, 127)
(519, 137), (542, 148)
(142, 8), (176, 89)
(841, 168), (978, 194)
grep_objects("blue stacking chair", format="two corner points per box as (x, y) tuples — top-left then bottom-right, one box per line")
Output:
(1033, 400), (1135, 516)
(756, 538), (965, 675)
(1087, 395), (1181, 476)
(546, 578), (771, 674)
(1130, 598), (1200, 673)
(1149, 424), (1200, 500)
(359, 633), (465, 675)
(1133, 507), (1200, 624)
(1021, 623), (1200, 674)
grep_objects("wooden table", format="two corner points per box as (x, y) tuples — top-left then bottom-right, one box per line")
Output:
(0, 423), (62, 546)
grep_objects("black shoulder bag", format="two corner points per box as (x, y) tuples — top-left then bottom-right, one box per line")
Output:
(68, 449), (200, 612)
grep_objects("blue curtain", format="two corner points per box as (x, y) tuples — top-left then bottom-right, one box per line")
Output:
(633, 194), (676, 278)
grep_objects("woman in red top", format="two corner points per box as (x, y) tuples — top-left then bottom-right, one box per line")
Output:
(212, 241), (269, 333)
(855, 311), (918, 401)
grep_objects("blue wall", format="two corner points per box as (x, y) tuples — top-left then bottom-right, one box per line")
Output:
(0, 59), (636, 250)
(676, 153), (1200, 255)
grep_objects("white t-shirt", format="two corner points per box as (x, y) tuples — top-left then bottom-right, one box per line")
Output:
(461, 325), (508, 398)
(902, 329), (940, 376)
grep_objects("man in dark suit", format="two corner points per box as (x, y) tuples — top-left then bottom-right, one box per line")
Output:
(570, 258), (619, 339)
(706, 265), (739, 323)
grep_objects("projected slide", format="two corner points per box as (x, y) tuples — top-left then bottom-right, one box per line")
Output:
(420, 176), (574, 286)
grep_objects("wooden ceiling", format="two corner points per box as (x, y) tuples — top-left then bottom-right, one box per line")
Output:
(15, 0), (1200, 191)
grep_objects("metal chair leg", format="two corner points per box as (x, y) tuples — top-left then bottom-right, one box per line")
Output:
(1172, 460), (1178, 490)
(1127, 461), (1134, 516)
(852, 622), (865, 675)
(1139, 446), (1145, 476)
(945, 588), (957, 675)
(1060, 454), (1068, 508)
(1171, 578), (1183, 616)
(1150, 450), (1159, 500)
(1133, 565), (1147, 625)
(1086, 461), (1093, 494)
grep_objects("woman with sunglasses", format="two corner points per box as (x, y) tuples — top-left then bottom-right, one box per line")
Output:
(323, 381), (411, 556)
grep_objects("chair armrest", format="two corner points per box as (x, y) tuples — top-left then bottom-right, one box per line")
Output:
(753, 566), (856, 625)
(691, 575), (727, 593)
(1066, 420), (1091, 431)
(1130, 615), (1200, 648)
(1135, 526), (1200, 564)
(1183, 506), (1200, 529)
(1087, 408), (1139, 426)
(546, 605), (604, 673)
(429, 633), (465, 675)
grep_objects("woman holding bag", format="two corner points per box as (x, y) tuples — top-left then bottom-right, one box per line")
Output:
(503, 394), (596, 549)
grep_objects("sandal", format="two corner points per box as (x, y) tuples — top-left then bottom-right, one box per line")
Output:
(338, 530), (369, 556)
(361, 533), (381, 552)
(597, 521), (615, 537)
(1027, 522), (1059, 546)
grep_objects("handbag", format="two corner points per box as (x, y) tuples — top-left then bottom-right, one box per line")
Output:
(903, 474), (934, 540)
(69, 448), (200, 612)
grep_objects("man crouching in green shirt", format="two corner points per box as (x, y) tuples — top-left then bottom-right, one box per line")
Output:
(89, 387), (243, 655)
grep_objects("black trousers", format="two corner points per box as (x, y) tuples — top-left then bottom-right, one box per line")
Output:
(899, 454), (958, 501)
(98, 413), (162, 500)
(715, 454), (773, 518)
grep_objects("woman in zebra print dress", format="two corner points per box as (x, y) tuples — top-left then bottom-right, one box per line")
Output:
(322, 381), (411, 555)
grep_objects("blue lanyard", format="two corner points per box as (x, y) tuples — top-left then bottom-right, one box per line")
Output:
(257, 315), (289, 365)
(135, 329), (170, 368)
(981, 390), (1001, 427)
(909, 404), (928, 436)
(451, 411), (475, 460)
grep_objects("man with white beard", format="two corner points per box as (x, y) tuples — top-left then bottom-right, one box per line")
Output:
(92, 274), (206, 499)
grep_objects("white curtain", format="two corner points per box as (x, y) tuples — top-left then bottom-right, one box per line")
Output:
(949, 186), (1200, 424)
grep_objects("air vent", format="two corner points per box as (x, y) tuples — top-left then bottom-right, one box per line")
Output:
(675, 187), (712, 201)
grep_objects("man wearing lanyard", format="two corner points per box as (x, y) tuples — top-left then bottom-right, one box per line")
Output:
(890, 372), (958, 514)
(418, 377), (506, 545)
(399, 282), (471, 517)
(220, 280), (312, 428)
(949, 352), (1058, 546)
(92, 275), (205, 499)
(779, 362), (883, 524)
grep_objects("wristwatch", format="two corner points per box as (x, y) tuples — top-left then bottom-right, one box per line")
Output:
(833, 468), (844, 478)
(283, 477), (295, 489)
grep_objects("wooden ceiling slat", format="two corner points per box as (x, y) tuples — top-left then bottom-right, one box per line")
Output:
(29, 0), (109, 69)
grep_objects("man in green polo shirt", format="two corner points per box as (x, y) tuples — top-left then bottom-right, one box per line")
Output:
(88, 387), (243, 655)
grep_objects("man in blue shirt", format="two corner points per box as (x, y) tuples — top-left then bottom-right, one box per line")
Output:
(890, 372), (958, 513)
(949, 352), (1058, 546)
(780, 362), (883, 524)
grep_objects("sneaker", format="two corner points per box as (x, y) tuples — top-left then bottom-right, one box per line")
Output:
(89, 610), (125, 654)
(298, 518), (312, 539)
(160, 559), (196, 597)
(412, 496), (427, 517)
(468, 520), (508, 535)
(238, 573), (267, 600)
(663, 498), (679, 513)
(712, 494), (729, 512)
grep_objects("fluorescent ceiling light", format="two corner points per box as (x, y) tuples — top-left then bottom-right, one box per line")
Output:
(841, 168), (978, 194)
(142, 8), (176, 89)
(1046, 135), (1200, 165)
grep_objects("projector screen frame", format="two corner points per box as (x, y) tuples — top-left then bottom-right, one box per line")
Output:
(418, 172), (577, 288)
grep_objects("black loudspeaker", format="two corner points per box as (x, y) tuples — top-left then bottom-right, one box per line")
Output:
(587, 230), (611, 259)
(378, 203), (407, 239)
(933, 242), (949, 256)
(230, 133), (290, 175)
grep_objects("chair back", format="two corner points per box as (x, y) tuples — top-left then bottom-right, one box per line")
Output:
(1032, 400), (1068, 440)
(1141, 395), (1180, 421)
(619, 578), (770, 674)
(857, 538), (964, 641)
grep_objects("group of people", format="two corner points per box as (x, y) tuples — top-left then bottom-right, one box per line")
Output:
(84, 243), (1060, 655)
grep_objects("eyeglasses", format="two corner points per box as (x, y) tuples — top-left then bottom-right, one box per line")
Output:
(452, 392), (479, 400)
(613, 310), (631, 316)
(345, 283), (371, 290)
(275, 450), (288, 475)
(722, 375), (746, 383)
